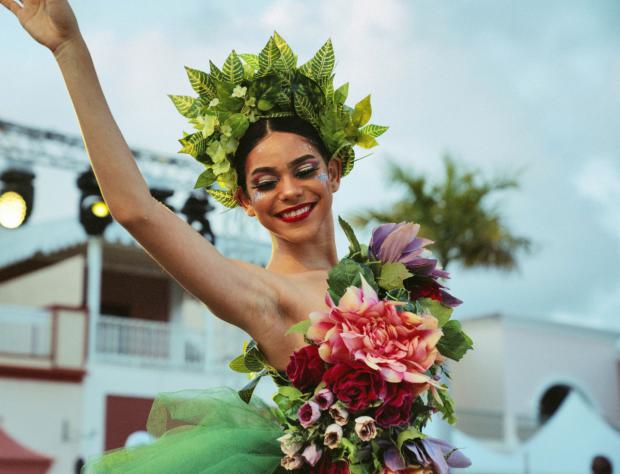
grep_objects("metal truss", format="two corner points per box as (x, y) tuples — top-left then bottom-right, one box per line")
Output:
(0, 118), (202, 190)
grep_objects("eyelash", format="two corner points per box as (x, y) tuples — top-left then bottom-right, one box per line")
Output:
(252, 166), (319, 191)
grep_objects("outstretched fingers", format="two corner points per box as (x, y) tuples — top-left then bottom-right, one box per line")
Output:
(0, 0), (23, 15)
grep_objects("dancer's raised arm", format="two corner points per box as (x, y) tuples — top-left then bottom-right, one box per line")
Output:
(0, 0), (283, 334)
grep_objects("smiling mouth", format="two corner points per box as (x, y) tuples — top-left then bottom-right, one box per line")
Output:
(276, 202), (317, 222)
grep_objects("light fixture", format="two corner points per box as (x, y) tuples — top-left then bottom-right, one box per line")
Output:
(181, 191), (215, 244)
(0, 169), (35, 229)
(77, 170), (112, 236)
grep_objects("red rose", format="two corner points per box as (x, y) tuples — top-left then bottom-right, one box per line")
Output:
(375, 383), (415, 428)
(310, 455), (350, 474)
(322, 361), (387, 412)
(286, 345), (325, 391)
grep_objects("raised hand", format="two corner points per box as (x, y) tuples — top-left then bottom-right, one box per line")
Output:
(0, 0), (81, 53)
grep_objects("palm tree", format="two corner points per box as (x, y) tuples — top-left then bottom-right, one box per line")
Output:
(351, 153), (532, 270)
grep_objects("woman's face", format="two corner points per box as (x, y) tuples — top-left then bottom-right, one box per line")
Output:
(237, 131), (341, 243)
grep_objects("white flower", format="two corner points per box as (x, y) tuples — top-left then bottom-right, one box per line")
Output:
(208, 98), (219, 108)
(231, 85), (247, 98)
(280, 454), (304, 470)
(276, 433), (303, 456)
(328, 404), (349, 426)
(354, 416), (377, 441)
(323, 423), (343, 449)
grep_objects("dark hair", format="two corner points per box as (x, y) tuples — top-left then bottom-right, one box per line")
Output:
(233, 117), (330, 193)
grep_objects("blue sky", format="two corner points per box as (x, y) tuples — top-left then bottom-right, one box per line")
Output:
(1, 1), (619, 328)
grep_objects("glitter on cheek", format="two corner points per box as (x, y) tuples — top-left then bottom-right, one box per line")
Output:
(316, 171), (329, 184)
(252, 191), (266, 202)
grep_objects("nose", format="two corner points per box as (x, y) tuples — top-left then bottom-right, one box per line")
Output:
(278, 174), (303, 202)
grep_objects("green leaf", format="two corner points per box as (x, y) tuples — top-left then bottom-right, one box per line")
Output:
(356, 133), (378, 149)
(209, 60), (224, 82)
(207, 188), (238, 208)
(293, 91), (319, 128)
(285, 319), (311, 335)
(222, 50), (244, 84)
(308, 38), (335, 81)
(378, 262), (413, 291)
(360, 124), (389, 138)
(184, 66), (216, 99)
(396, 427), (425, 451)
(238, 369), (267, 403)
(224, 113), (250, 139)
(437, 320), (474, 361)
(258, 36), (281, 75)
(352, 95), (372, 127)
(418, 298), (453, 327)
(277, 385), (304, 400)
(169, 95), (202, 118)
(336, 146), (355, 176)
(338, 216), (361, 255)
(327, 259), (377, 303)
(239, 53), (259, 71)
(228, 354), (251, 373)
(273, 31), (296, 70)
(334, 82), (349, 105)
(194, 168), (216, 189)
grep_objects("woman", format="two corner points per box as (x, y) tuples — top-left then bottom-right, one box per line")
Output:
(2, 3), (473, 473)
(0, 0), (343, 371)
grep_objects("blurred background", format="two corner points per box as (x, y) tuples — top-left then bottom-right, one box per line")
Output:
(0, 1), (618, 473)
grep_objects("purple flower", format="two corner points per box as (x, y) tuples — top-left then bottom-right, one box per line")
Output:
(404, 437), (471, 474)
(370, 222), (462, 307)
(298, 401), (321, 428)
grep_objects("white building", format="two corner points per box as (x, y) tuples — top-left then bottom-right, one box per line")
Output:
(0, 218), (271, 474)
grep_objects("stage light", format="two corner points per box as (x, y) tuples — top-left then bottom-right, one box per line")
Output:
(77, 170), (112, 236)
(181, 191), (215, 244)
(0, 169), (35, 229)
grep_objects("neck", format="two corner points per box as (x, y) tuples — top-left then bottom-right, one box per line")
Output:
(266, 213), (339, 274)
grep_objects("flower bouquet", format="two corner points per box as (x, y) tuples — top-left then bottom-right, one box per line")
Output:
(230, 219), (474, 473)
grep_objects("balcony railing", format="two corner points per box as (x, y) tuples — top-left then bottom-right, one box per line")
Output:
(0, 305), (51, 357)
(95, 315), (207, 371)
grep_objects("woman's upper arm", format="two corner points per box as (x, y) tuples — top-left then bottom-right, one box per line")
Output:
(121, 198), (281, 334)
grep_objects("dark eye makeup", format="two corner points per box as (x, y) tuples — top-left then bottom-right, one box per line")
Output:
(250, 163), (320, 191)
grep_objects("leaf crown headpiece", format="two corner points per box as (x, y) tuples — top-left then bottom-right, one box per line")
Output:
(170, 32), (388, 208)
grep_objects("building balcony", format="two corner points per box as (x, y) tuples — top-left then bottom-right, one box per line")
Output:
(0, 304), (208, 378)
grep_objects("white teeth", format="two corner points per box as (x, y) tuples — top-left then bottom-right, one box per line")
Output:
(281, 205), (311, 218)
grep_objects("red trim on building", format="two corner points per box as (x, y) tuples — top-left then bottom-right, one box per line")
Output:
(0, 364), (86, 383)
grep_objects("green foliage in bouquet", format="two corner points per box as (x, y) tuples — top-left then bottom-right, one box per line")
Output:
(171, 32), (388, 207)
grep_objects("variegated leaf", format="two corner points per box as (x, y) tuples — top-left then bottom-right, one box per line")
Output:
(273, 31), (296, 70)
(258, 36), (281, 75)
(310, 38), (335, 81)
(294, 91), (319, 128)
(207, 188), (238, 208)
(356, 133), (379, 149)
(169, 95), (202, 118)
(334, 82), (349, 105)
(337, 146), (355, 176)
(209, 60), (224, 82)
(275, 91), (291, 108)
(184, 66), (216, 99)
(222, 50), (244, 84)
(360, 124), (389, 138)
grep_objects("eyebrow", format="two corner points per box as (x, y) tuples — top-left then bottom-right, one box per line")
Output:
(250, 154), (318, 177)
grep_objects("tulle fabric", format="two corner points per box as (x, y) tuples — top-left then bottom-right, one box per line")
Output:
(84, 387), (286, 474)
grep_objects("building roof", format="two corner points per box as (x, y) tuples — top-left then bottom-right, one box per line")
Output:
(0, 217), (271, 269)
(0, 426), (53, 465)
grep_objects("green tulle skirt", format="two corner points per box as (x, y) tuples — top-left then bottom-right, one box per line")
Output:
(84, 387), (286, 474)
